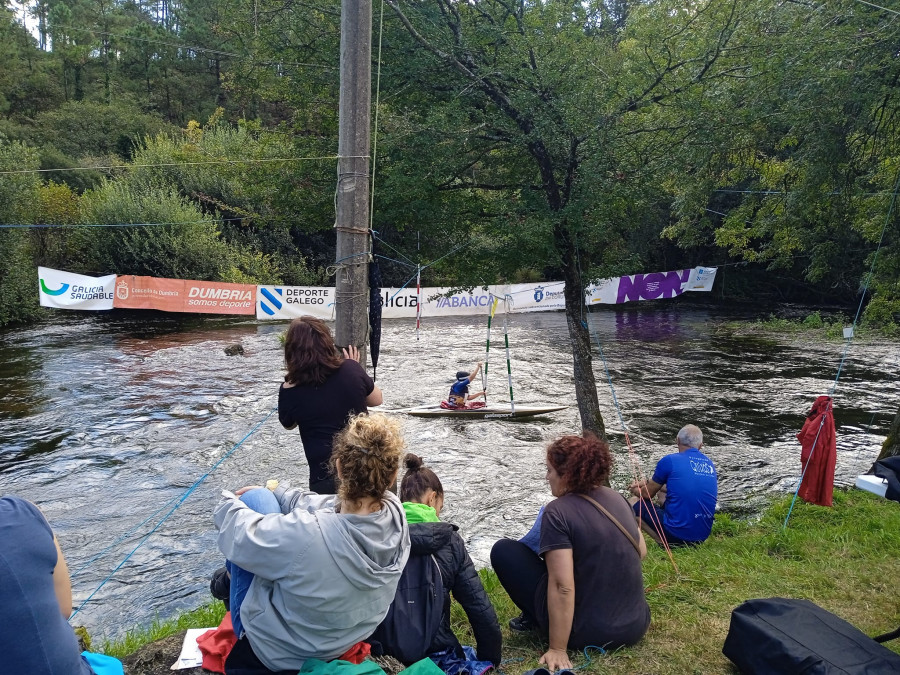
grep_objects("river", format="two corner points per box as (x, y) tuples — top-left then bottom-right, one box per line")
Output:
(0, 305), (896, 640)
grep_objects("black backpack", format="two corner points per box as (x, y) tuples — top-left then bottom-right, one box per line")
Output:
(723, 597), (900, 674)
(370, 553), (445, 665)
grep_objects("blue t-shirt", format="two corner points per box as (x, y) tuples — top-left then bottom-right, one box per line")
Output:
(449, 378), (471, 396)
(0, 496), (94, 675)
(652, 449), (717, 542)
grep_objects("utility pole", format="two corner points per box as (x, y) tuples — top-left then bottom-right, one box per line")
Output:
(333, 0), (372, 365)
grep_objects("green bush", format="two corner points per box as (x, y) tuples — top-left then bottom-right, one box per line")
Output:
(0, 229), (41, 326)
(802, 311), (823, 328)
(77, 181), (232, 279)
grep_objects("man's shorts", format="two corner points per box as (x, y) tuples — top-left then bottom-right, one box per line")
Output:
(631, 498), (700, 548)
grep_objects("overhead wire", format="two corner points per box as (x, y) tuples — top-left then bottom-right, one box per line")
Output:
(53, 24), (333, 70)
(0, 155), (362, 175)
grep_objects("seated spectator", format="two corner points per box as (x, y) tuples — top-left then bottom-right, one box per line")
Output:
(628, 424), (717, 546)
(371, 453), (502, 669)
(214, 413), (411, 675)
(491, 434), (650, 671)
(0, 495), (97, 675)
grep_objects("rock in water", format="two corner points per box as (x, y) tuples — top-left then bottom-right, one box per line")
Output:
(224, 344), (244, 356)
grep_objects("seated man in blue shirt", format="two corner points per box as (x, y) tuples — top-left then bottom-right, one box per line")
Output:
(627, 424), (717, 546)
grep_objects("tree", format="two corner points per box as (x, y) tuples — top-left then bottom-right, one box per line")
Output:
(0, 136), (42, 326)
(666, 1), (900, 328)
(878, 406), (900, 460)
(379, 0), (768, 435)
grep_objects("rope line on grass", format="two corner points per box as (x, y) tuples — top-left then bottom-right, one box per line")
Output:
(586, 316), (679, 573)
(571, 645), (608, 670)
(69, 406), (276, 620)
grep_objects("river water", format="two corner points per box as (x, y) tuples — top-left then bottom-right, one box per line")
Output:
(0, 306), (896, 640)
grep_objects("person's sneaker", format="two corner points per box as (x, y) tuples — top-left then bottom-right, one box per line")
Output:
(209, 566), (231, 610)
(508, 613), (538, 632)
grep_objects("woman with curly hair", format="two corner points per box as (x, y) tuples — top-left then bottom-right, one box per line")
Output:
(279, 316), (383, 494)
(214, 413), (410, 675)
(490, 434), (649, 671)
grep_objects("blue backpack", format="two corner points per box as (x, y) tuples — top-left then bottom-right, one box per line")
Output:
(370, 554), (445, 665)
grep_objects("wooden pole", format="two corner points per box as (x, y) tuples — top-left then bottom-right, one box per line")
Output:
(334, 0), (371, 364)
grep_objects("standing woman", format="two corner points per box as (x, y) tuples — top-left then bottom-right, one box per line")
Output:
(490, 434), (650, 670)
(279, 316), (383, 493)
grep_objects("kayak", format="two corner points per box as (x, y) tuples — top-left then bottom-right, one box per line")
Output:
(394, 404), (567, 419)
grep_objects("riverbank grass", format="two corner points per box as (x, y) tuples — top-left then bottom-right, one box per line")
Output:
(724, 311), (899, 338)
(108, 490), (900, 673)
(456, 489), (900, 674)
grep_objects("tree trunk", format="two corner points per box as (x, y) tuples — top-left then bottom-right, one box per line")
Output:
(877, 405), (900, 460)
(555, 221), (606, 440)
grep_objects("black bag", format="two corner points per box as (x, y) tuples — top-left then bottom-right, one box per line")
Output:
(870, 455), (900, 502)
(369, 553), (444, 665)
(723, 598), (900, 674)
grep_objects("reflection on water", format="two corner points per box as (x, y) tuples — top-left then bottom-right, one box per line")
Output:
(0, 306), (896, 639)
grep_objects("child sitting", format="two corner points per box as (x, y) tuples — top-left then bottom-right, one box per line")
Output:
(370, 454), (501, 671)
(446, 363), (486, 408)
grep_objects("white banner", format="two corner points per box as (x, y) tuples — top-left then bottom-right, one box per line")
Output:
(379, 281), (566, 318)
(38, 267), (115, 310)
(256, 285), (335, 320)
(253, 268), (716, 319)
(585, 267), (717, 305)
(686, 266), (717, 292)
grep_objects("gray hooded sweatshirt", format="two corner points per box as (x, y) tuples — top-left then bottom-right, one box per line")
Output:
(214, 487), (410, 672)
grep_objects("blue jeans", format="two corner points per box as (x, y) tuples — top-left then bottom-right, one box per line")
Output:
(227, 488), (282, 638)
(518, 505), (545, 554)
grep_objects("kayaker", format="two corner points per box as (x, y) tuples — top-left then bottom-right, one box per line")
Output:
(447, 363), (486, 408)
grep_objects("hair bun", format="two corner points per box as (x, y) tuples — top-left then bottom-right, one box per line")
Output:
(404, 453), (424, 470)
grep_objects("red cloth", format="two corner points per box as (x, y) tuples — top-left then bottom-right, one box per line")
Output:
(338, 642), (371, 664)
(796, 395), (837, 506)
(439, 400), (486, 410)
(197, 611), (238, 674)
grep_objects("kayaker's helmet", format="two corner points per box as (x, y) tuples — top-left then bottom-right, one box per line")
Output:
(456, 371), (469, 381)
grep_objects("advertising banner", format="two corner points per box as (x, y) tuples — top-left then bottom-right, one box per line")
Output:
(256, 285), (335, 320)
(686, 266), (718, 292)
(114, 275), (255, 314)
(38, 267), (115, 310)
(585, 267), (717, 305)
(377, 281), (567, 319)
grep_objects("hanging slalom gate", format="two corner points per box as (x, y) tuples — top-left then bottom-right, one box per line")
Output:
(482, 294), (516, 413)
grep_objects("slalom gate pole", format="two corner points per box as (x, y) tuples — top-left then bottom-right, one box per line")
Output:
(502, 295), (515, 413)
(483, 296), (498, 404)
(415, 231), (421, 340)
(415, 263), (421, 341)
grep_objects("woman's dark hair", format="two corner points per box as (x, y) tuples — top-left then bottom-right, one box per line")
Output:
(284, 316), (343, 386)
(546, 433), (612, 494)
(331, 413), (405, 503)
(399, 453), (444, 503)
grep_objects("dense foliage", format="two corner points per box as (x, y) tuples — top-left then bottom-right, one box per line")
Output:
(1, 0), (898, 344)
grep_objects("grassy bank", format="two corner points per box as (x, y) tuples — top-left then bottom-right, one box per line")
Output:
(106, 490), (900, 673)
(723, 311), (899, 339)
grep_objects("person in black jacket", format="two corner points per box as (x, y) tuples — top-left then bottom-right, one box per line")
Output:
(384, 453), (502, 668)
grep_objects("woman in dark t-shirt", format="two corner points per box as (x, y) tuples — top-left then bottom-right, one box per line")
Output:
(278, 316), (383, 493)
(490, 434), (650, 671)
